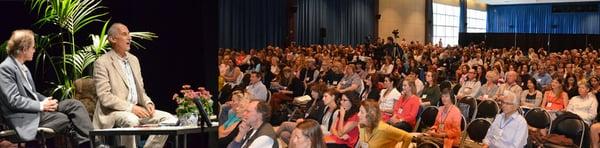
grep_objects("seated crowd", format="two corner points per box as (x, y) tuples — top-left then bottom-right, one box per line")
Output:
(217, 37), (600, 148)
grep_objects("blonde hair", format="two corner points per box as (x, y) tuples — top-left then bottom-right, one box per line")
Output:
(486, 70), (499, 82)
(6, 29), (34, 56)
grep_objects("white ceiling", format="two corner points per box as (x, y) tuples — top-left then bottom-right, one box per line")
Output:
(482, 0), (600, 5)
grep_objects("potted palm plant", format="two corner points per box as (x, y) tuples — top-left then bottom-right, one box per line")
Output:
(28, 0), (158, 99)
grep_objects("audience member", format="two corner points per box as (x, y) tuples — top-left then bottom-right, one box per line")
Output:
(289, 119), (326, 148)
(358, 99), (413, 148)
(483, 91), (528, 148)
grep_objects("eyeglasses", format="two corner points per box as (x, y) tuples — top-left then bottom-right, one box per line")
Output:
(500, 101), (514, 106)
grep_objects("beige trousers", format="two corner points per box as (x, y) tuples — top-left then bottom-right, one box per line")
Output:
(112, 110), (176, 148)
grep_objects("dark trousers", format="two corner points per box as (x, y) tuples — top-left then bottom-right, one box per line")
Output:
(40, 99), (93, 145)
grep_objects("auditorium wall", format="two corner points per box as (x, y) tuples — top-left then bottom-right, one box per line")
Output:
(378, 0), (426, 43)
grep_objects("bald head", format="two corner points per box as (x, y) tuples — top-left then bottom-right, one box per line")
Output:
(106, 23), (131, 55)
(107, 23), (126, 38)
(506, 70), (517, 84)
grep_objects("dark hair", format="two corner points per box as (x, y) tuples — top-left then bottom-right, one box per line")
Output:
(525, 77), (540, 91)
(295, 119), (326, 148)
(254, 100), (271, 122)
(342, 92), (361, 121)
(563, 74), (577, 87)
(250, 71), (263, 79)
(383, 75), (398, 88)
(441, 89), (455, 105)
(310, 82), (328, 99)
(425, 71), (438, 87)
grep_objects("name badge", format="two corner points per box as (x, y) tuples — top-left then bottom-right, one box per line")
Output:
(333, 81), (338, 85)
(421, 94), (427, 99)
(547, 103), (553, 108)
(397, 109), (403, 114)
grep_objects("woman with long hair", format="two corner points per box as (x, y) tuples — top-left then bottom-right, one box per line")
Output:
(361, 74), (381, 101)
(378, 76), (401, 121)
(389, 79), (421, 132)
(520, 77), (543, 108)
(289, 119), (327, 148)
(541, 79), (569, 111)
(563, 74), (579, 99)
(421, 71), (441, 106)
(358, 99), (413, 148)
(325, 92), (361, 148)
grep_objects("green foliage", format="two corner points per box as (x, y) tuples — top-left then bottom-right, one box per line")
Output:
(0, 42), (6, 60)
(28, 0), (158, 99)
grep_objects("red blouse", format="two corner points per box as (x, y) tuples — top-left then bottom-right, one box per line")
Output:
(326, 114), (360, 148)
(392, 95), (421, 127)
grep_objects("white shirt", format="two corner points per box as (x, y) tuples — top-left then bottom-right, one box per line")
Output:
(118, 56), (138, 108)
(458, 80), (481, 98)
(379, 88), (401, 112)
(483, 112), (528, 148)
(567, 94), (598, 124)
(18, 63), (44, 111)
(18, 64), (33, 93)
(379, 64), (394, 75)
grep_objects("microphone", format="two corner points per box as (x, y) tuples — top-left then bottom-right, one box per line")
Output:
(192, 98), (212, 127)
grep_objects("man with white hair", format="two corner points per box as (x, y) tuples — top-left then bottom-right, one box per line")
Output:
(483, 91), (528, 148)
(496, 71), (522, 101)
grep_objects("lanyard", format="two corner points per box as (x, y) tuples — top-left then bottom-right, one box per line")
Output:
(499, 116), (514, 129)
(439, 106), (451, 123)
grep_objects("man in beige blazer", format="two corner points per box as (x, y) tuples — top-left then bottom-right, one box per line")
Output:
(93, 23), (175, 148)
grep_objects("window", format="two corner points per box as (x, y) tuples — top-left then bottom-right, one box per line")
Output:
(467, 9), (487, 33)
(433, 3), (459, 46)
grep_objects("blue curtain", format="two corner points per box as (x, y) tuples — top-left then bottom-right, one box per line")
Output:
(487, 3), (600, 34)
(219, 0), (287, 50)
(296, 0), (376, 45)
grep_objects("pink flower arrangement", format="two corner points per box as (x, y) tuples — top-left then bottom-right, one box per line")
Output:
(172, 85), (213, 116)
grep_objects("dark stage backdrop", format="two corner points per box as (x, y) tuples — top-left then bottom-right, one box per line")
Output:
(0, 0), (218, 116)
(296, 0), (377, 45)
(218, 0), (288, 50)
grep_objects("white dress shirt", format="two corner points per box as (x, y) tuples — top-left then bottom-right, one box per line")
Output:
(567, 94), (598, 124)
(118, 56), (138, 110)
(483, 112), (528, 148)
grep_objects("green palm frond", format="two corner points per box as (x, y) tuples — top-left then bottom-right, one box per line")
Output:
(28, 0), (157, 100)
(0, 42), (6, 60)
(31, 0), (108, 34)
(65, 50), (97, 78)
(130, 32), (158, 50)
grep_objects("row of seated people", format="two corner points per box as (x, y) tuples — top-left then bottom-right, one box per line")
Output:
(218, 80), (544, 148)
(218, 67), (595, 147)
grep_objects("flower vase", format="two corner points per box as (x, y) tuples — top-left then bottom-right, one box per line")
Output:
(178, 113), (198, 126)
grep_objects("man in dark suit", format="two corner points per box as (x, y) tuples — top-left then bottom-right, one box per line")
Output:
(0, 29), (93, 146)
